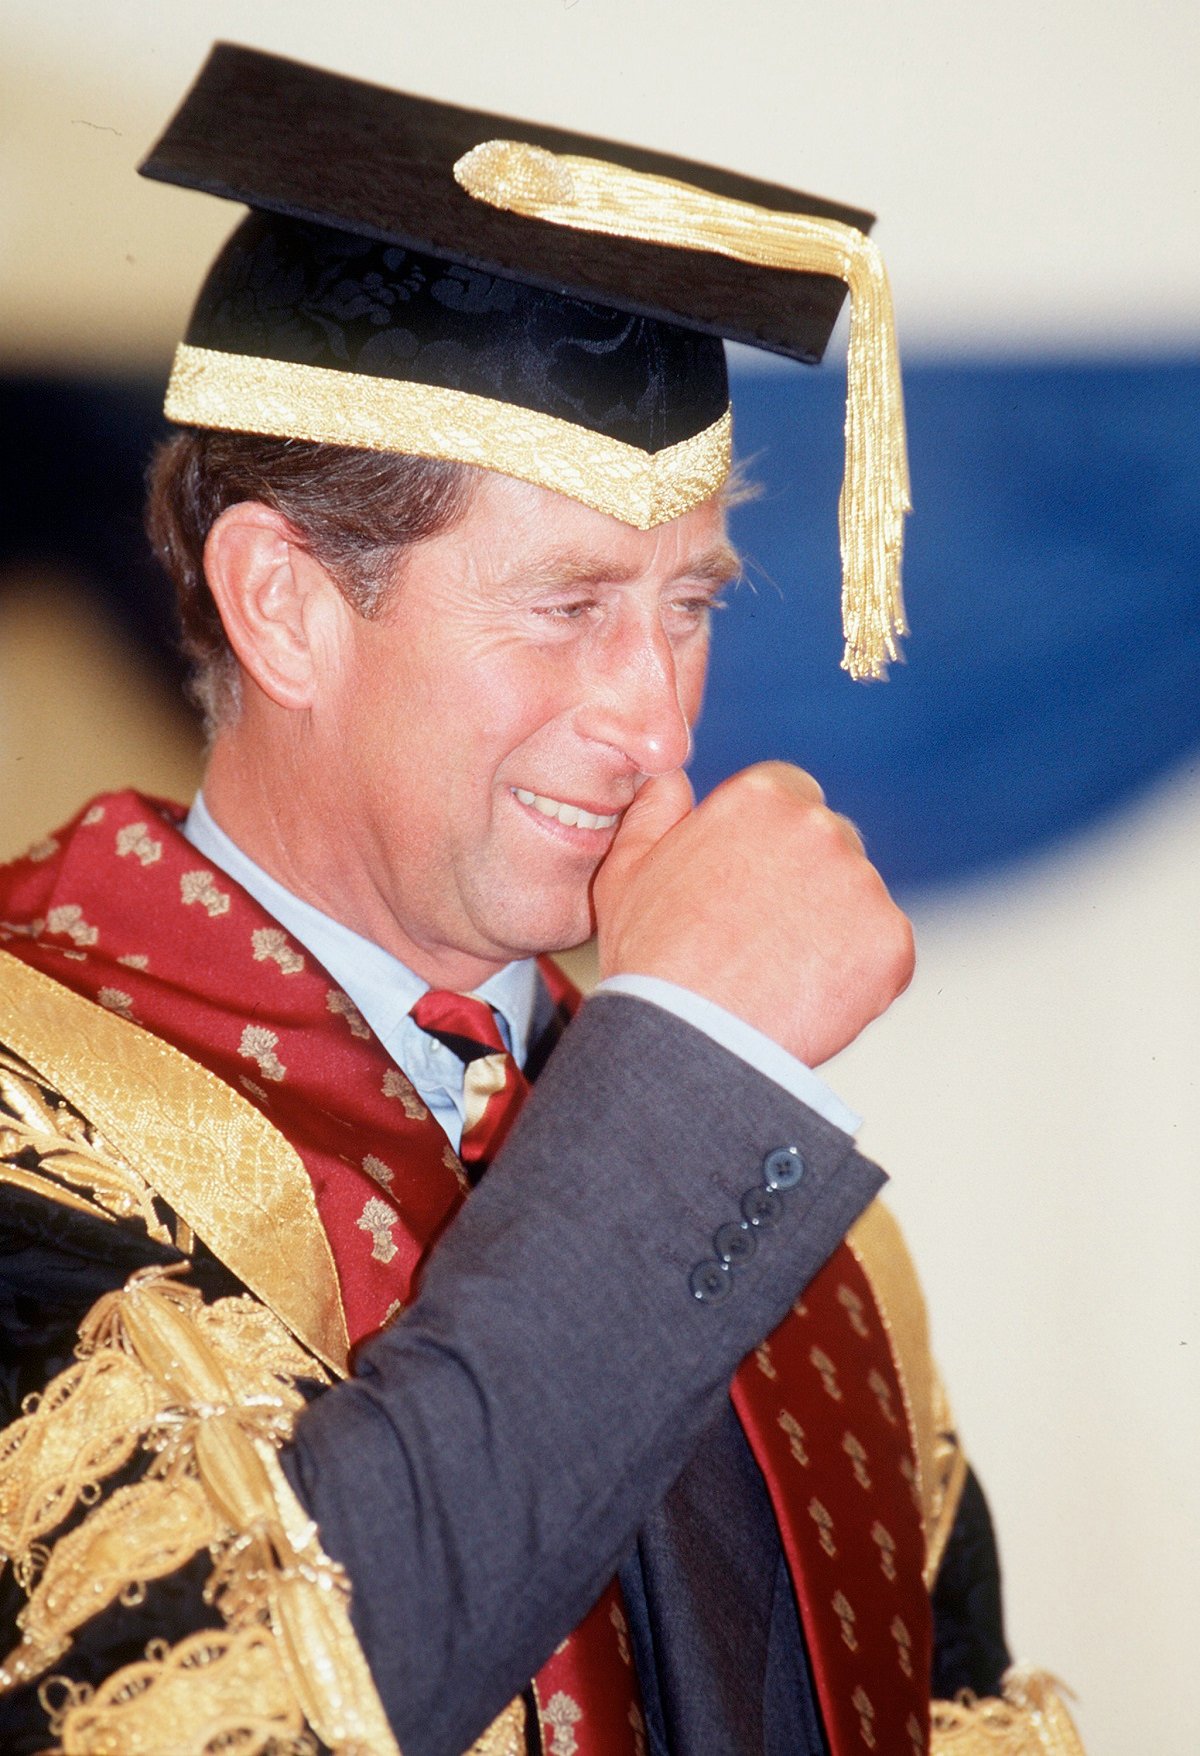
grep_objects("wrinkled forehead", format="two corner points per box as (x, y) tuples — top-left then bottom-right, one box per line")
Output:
(395, 468), (741, 601)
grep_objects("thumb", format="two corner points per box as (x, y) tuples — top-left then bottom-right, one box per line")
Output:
(601, 770), (694, 883)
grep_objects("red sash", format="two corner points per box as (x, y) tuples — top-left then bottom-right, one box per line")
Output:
(0, 792), (931, 1754)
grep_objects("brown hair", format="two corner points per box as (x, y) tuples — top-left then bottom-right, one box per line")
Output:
(145, 430), (477, 730)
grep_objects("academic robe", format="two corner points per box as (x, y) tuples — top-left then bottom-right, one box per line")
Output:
(0, 793), (1083, 1756)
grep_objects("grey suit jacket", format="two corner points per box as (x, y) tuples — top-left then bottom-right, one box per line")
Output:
(285, 993), (886, 1755)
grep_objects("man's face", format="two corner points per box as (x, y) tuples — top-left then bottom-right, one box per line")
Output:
(308, 471), (737, 987)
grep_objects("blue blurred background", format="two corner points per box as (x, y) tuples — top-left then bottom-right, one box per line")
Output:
(707, 358), (1200, 892)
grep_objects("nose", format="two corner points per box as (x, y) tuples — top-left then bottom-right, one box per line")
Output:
(573, 614), (695, 776)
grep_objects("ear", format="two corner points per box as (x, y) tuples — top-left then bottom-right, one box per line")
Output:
(203, 502), (344, 711)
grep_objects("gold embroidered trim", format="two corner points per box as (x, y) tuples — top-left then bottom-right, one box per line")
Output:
(465, 1696), (529, 1756)
(0, 1044), (170, 1243)
(926, 1367), (970, 1588)
(0, 951), (350, 1375)
(847, 1201), (968, 1589)
(42, 1624), (306, 1755)
(0, 1162), (117, 1225)
(165, 344), (733, 532)
(0, 1265), (400, 1756)
(455, 138), (910, 680)
(931, 1667), (1088, 1753)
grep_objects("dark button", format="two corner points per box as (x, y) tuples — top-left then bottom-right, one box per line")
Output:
(741, 1185), (784, 1229)
(714, 1219), (757, 1266)
(762, 1145), (806, 1191)
(689, 1259), (733, 1303)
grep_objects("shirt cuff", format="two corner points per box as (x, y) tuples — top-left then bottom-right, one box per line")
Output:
(593, 974), (862, 1137)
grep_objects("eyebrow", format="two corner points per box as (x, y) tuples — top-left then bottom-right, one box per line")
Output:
(498, 542), (743, 596)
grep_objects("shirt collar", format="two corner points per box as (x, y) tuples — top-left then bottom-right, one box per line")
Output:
(182, 791), (541, 1064)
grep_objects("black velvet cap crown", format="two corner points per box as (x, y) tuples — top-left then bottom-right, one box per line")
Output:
(140, 44), (874, 454)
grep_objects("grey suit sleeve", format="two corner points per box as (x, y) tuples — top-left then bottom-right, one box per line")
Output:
(283, 993), (885, 1756)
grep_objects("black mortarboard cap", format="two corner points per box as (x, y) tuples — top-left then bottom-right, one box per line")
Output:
(141, 44), (909, 677)
(141, 43), (871, 369)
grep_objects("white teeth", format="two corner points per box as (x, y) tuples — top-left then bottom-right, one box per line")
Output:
(513, 788), (618, 830)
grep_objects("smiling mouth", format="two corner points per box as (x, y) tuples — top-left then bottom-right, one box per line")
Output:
(512, 788), (621, 831)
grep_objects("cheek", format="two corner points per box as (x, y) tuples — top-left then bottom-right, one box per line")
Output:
(679, 641), (710, 724)
(476, 649), (580, 755)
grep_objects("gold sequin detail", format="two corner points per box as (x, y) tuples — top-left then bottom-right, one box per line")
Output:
(166, 343), (732, 533)
(468, 1697), (530, 1756)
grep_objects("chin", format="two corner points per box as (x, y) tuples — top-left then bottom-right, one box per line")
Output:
(482, 889), (596, 963)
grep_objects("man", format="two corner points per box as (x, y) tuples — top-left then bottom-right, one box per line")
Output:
(0, 44), (1083, 1756)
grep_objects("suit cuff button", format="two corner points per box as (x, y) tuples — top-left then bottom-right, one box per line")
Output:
(689, 1259), (733, 1303)
(714, 1219), (757, 1266)
(741, 1185), (784, 1229)
(762, 1145), (806, 1191)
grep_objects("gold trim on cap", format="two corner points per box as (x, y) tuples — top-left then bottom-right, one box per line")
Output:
(455, 138), (911, 680)
(165, 343), (733, 531)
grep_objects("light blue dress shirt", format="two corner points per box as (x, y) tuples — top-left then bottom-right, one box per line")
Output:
(183, 793), (860, 1148)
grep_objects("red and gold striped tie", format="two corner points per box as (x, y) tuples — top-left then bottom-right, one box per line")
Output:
(410, 989), (531, 1183)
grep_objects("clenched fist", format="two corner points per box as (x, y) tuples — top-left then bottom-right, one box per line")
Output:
(593, 762), (914, 1067)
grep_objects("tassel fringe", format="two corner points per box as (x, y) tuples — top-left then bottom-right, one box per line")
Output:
(456, 138), (911, 680)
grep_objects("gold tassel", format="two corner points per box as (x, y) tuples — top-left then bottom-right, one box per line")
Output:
(455, 138), (911, 681)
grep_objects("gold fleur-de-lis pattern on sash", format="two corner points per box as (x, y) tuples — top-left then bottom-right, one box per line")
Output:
(808, 1497), (837, 1557)
(252, 926), (305, 974)
(732, 1237), (932, 1756)
(180, 869), (231, 916)
(777, 1408), (810, 1466)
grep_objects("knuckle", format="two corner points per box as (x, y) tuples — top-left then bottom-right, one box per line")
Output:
(886, 912), (916, 987)
(744, 761), (824, 803)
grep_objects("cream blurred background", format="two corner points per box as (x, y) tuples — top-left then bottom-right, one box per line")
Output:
(3, 5), (1198, 1752)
